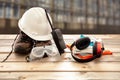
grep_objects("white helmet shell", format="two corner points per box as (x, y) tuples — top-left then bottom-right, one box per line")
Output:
(18, 7), (52, 41)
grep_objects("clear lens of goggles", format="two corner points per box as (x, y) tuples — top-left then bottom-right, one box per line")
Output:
(26, 45), (58, 61)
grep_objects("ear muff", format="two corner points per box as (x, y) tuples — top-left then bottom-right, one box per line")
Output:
(93, 42), (102, 58)
(75, 37), (90, 50)
(70, 39), (103, 63)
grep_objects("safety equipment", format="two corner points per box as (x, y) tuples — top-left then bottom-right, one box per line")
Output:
(1, 31), (33, 62)
(26, 8), (66, 62)
(70, 37), (104, 62)
(1, 7), (66, 63)
(18, 7), (52, 41)
(45, 9), (66, 54)
(26, 45), (58, 62)
(14, 31), (33, 55)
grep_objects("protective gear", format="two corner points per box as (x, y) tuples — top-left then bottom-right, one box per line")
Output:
(26, 41), (59, 62)
(14, 31), (33, 55)
(18, 7), (52, 41)
(45, 9), (66, 54)
(70, 37), (104, 62)
(1, 31), (33, 62)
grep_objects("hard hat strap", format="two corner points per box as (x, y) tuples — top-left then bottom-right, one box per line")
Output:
(45, 9), (66, 54)
(45, 9), (54, 30)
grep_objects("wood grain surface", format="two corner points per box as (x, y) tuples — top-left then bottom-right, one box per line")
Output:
(0, 34), (120, 80)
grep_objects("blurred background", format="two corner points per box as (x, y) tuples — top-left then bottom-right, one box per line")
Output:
(0, 0), (120, 34)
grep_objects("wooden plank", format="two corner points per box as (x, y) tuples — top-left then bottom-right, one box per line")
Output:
(1, 42), (120, 47)
(0, 53), (26, 62)
(0, 39), (119, 46)
(0, 52), (119, 62)
(0, 45), (120, 52)
(0, 34), (120, 39)
(63, 34), (120, 39)
(0, 53), (62, 62)
(0, 36), (119, 40)
(0, 39), (120, 45)
(0, 35), (16, 39)
(0, 72), (120, 80)
(0, 39), (13, 46)
(0, 34), (119, 80)
(0, 61), (120, 72)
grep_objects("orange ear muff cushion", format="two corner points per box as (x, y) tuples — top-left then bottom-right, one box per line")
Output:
(93, 42), (102, 58)
(93, 42), (97, 55)
(97, 42), (102, 54)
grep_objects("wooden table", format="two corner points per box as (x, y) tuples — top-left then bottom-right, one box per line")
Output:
(0, 34), (120, 80)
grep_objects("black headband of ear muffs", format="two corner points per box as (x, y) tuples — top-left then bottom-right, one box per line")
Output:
(70, 37), (103, 63)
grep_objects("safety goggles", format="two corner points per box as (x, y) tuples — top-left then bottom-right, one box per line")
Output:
(26, 44), (58, 62)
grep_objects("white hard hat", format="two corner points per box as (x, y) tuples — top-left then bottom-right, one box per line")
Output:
(18, 7), (52, 41)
